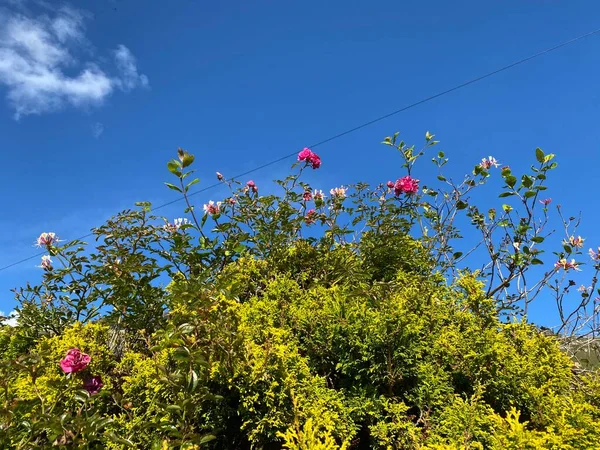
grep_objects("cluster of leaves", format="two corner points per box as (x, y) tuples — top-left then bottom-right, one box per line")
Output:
(1, 134), (599, 448)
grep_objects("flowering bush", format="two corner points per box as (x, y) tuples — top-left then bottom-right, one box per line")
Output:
(0, 134), (599, 448)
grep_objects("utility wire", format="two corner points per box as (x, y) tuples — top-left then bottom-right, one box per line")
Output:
(2, 27), (599, 273)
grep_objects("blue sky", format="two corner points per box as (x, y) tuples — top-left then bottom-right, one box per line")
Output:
(0, 0), (599, 326)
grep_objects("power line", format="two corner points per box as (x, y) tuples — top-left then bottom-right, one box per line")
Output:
(1, 27), (599, 273)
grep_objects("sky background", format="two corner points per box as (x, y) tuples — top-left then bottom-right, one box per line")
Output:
(0, 0), (599, 326)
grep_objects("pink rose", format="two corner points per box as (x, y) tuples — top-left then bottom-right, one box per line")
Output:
(246, 180), (258, 193)
(298, 148), (312, 161)
(60, 348), (91, 374)
(297, 148), (322, 169)
(83, 375), (103, 395)
(394, 176), (420, 196)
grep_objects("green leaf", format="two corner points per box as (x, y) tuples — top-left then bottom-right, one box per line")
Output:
(524, 190), (536, 199)
(167, 160), (181, 176)
(456, 200), (468, 210)
(502, 204), (513, 212)
(186, 178), (200, 190)
(198, 435), (217, 445)
(535, 148), (545, 163)
(522, 175), (533, 188)
(531, 258), (544, 265)
(437, 175), (446, 182)
(188, 369), (199, 393)
(453, 252), (463, 259)
(505, 175), (517, 188)
(164, 182), (182, 193)
(499, 192), (515, 198)
(182, 153), (195, 168)
(531, 236), (544, 243)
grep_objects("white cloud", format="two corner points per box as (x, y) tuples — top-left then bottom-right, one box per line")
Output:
(114, 44), (149, 91)
(0, 310), (18, 327)
(92, 121), (103, 138)
(0, 5), (149, 118)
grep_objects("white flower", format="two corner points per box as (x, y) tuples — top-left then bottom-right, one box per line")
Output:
(329, 187), (347, 198)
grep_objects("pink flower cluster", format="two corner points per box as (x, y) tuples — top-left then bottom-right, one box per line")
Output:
(590, 247), (600, 261)
(36, 232), (59, 248)
(539, 198), (552, 206)
(60, 348), (103, 395)
(305, 209), (317, 225)
(391, 176), (420, 196)
(564, 235), (585, 249)
(164, 218), (189, 233)
(40, 255), (52, 271)
(329, 187), (347, 199)
(298, 148), (321, 170)
(480, 156), (500, 170)
(203, 201), (221, 216)
(246, 180), (258, 193)
(554, 259), (580, 271)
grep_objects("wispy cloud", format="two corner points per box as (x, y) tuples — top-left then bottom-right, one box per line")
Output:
(0, 4), (149, 118)
(0, 310), (18, 327)
(92, 121), (104, 138)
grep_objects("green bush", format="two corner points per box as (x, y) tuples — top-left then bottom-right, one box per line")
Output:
(1, 136), (599, 448)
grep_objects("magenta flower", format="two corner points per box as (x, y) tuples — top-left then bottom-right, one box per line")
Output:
(297, 148), (321, 169)
(386, 181), (394, 189)
(305, 209), (317, 225)
(297, 148), (312, 161)
(539, 198), (552, 206)
(83, 375), (103, 395)
(60, 348), (91, 374)
(36, 232), (58, 248)
(394, 176), (420, 196)
(303, 191), (313, 201)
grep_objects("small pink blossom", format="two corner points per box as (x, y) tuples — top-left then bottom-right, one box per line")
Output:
(164, 218), (189, 232)
(386, 181), (394, 189)
(313, 189), (325, 200)
(303, 191), (313, 201)
(329, 187), (347, 199)
(539, 198), (552, 206)
(578, 285), (590, 293)
(60, 348), (91, 374)
(39, 255), (52, 271)
(564, 235), (585, 249)
(216, 172), (224, 181)
(305, 209), (317, 225)
(297, 148), (322, 169)
(554, 258), (580, 271)
(203, 201), (221, 216)
(228, 197), (236, 205)
(394, 176), (420, 196)
(246, 180), (258, 193)
(590, 247), (600, 261)
(480, 156), (500, 170)
(83, 375), (103, 395)
(36, 232), (58, 248)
